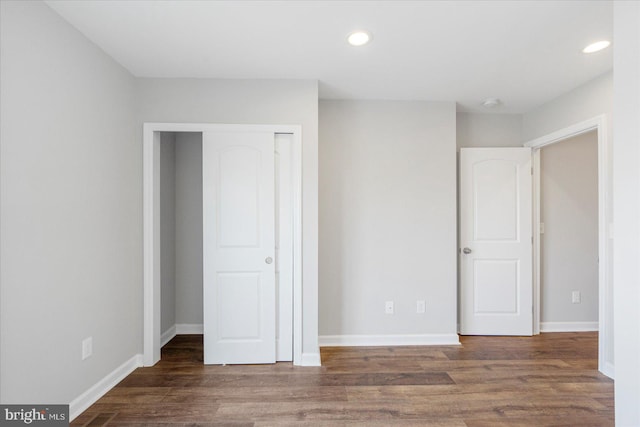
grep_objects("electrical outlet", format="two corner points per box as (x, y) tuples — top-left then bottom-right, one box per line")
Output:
(416, 300), (426, 314)
(572, 291), (581, 304)
(82, 337), (93, 360)
(385, 301), (394, 314)
(540, 222), (545, 234)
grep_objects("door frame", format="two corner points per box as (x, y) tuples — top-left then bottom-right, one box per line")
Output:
(142, 122), (303, 366)
(524, 114), (611, 377)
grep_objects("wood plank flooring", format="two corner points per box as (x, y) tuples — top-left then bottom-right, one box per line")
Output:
(72, 332), (614, 426)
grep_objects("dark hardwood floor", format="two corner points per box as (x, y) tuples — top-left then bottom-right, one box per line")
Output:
(72, 332), (614, 426)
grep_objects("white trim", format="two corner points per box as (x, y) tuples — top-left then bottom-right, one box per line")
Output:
(540, 322), (599, 332)
(532, 150), (541, 335)
(523, 116), (605, 149)
(160, 325), (176, 347)
(275, 133), (294, 362)
(143, 127), (160, 366)
(300, 352), (322, 366)
(69, 354), (143, 421)
(318, 334), (461, 347)
(524, 114), (610, 377)
(143, 123), (305, 367)
(161, 324), (204, 348)
(291, 130), (303, 366)
(176, 323), (204, 334)
(601, 362), (614, 380)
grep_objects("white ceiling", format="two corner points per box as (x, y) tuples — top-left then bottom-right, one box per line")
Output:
(45, 0), (613, 113)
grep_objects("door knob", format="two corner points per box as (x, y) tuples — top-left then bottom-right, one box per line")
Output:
(265, 257), (273, 264)
(462, 247), (472, 254)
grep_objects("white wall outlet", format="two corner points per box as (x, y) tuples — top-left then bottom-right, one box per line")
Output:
(539, 222), (545, 234)
(572, 291), (581, 304)
(416, 300), (426, 314)
(82, 336), (93, 360)
(385, 301), (394, 314)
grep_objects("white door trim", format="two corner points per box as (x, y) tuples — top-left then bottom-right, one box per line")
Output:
(142, 122), (303, 366)
(524, 114), (611, 377)
(275, 134), (294, 361)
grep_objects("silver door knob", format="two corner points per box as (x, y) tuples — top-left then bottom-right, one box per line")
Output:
(265, 257), (273, 264)
(462, 247), (472, 254)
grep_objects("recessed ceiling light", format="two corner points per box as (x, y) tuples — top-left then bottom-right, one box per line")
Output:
(347, 31), (371, 47)
(583, 40), (611, 54)
(481, 97), (502, 108)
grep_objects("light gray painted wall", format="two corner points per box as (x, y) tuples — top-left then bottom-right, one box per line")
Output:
(540, 131), (598, 323)
(135, 78), (319, 355)
(522, 71), (613, 369)
(456, 112), (522, 148)
(522, 72), (613, 142)
(319, 100), (457, 337)
(0, 1), (139, 403)
(613, 1), (640, 423)
(160, 133), (176, 334)
(175, 133), (203, 325)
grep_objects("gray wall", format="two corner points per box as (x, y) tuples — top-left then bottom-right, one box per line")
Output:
(541, 131), (598, 324)
(135, 78), (319, 356)
(160, 133), (176, 334)
(160, 132), (203, 331)
(456, 112), (523, 148)
(175, 133), (204, 325)
(0, 1), (139, 403)
(319, 100), (457, 338)
(522, 72), (612, 142)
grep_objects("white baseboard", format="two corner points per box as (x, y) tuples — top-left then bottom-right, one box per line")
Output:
(318, 334), (461, 347)
(161, 325), (177, 347)
(299, 352), (322, 366)
(176, 323), (203, 334)
(69, 354), (143, 421)
(161, 324), (203, 347)
(601, 361), (615, 379)
(540, 321), (599, 332)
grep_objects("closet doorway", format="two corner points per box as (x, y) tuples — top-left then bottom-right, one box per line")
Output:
(143, 123), (303, 367)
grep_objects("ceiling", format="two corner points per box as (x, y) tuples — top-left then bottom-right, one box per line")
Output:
(45, 0), (613, 113)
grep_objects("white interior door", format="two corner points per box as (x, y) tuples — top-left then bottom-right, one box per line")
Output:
(203, 130), (276, 364)
(460, 147), (533, 335)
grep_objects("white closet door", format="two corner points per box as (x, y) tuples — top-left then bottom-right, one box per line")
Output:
(202, 131), (276, 364)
